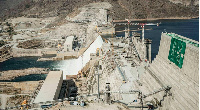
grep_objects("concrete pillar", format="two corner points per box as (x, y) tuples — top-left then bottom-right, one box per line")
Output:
(104, 83), (111, 104)
(144, 39), (152, 63)
(112, 27), (115, 35)
(125, 28), (128, 39)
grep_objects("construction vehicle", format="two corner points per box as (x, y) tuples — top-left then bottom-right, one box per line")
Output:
(20, 100), (27, 109)
(21, 100), (27, 105)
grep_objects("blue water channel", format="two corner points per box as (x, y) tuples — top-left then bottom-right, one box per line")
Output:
(0, 56), (61, 81)
(0, 18), (198, 81)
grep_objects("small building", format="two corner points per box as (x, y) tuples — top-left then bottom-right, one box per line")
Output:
(44, 39), (64, 48)
(64, 36), (74, 52)
(33, 71), (63, 107)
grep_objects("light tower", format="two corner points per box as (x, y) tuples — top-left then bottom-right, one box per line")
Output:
(125, 19), (130, 39)
(141, 24), (145, 61)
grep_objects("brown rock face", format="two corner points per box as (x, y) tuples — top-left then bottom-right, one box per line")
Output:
(0, 0), (199, 20)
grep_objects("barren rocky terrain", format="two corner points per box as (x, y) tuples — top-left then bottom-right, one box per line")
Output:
(0, 0), (198, 21)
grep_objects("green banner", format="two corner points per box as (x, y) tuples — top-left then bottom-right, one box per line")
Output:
(167, 33), (199, 47)
(168, 36), (186, 68)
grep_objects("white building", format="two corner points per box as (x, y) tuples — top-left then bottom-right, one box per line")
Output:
(64, 36), (74, 52)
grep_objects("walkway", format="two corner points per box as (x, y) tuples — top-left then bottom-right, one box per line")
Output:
(118, 57), (145, 104)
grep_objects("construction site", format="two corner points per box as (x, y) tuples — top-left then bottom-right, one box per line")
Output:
(0, 1), (199, 110)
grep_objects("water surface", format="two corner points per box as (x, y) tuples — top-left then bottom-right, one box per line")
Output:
(115, 18), (199, 61)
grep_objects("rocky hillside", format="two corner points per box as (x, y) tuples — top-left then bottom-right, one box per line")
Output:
(0, 0), (198, 21)
(168, 0), (199, 6)
(109, 0), (199, 19)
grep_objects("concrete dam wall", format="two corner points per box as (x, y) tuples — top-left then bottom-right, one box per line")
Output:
(56, 35), (103, 79)
(139, 33), (199, 109)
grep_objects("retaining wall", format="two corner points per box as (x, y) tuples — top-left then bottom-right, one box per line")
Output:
(12, 48), (42, 57)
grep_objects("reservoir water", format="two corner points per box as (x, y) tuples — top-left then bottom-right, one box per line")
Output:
(0, 19), (198, 81)
(115, 18), (199, 61)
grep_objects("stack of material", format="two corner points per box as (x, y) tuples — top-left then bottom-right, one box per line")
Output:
(17, 39), (43, 49)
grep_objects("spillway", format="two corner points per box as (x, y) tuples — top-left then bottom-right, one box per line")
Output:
(55, 35), (103, 79)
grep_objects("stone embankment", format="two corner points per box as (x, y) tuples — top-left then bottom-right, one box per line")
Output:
(0, 81), (44, 109)
(0, 45), (12, 63)
(0, 68), (48, 81)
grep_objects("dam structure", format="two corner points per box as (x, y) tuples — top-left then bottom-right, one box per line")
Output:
(80, 31), (199, 109)
(137, 32), (199, 109)
(30, 31), (199, 109)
